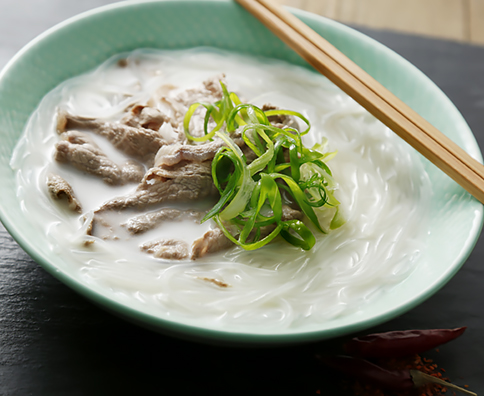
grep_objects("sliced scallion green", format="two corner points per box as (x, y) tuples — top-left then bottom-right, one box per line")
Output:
(184, 81), (344, 251)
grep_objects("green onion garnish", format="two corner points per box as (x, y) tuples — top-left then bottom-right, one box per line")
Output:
(183, 81), (344, 251)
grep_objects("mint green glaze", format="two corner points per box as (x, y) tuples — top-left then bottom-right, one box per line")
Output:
(0, 0), (482, 345)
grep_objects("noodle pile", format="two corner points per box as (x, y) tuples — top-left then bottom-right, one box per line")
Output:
(10, 48), (432, 330)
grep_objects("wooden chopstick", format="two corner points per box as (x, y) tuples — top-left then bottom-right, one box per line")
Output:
(235, 0), (484, 204)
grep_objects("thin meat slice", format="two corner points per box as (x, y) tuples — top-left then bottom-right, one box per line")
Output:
(153, 131), (254, 168)
(121, 160), (146, 184)
(162, 75), (225, 130)
(55, 131), (124, 185)
(97, 160), (217, 212)
(191, 205), (304, 259)
(191, 228), (234, 260)
(57, 111), (168, 164)
(173, 74), (224, 109)
(121, 104), (173, 131)
(67, 131), (146, 182)
(154, 140), (226, 167)
(46, 173), (82, 213)
(141, 239), (189, 260)
(54, 131), (145, 185)
(122, 208), (204, 235)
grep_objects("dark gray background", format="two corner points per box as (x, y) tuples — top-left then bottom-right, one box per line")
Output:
(1, 1), (483, 395)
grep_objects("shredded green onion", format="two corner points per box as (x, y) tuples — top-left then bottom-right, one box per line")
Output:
(183, 81), (344, 251)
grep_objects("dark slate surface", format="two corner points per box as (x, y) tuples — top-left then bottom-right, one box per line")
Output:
(1, 1), (483, 395)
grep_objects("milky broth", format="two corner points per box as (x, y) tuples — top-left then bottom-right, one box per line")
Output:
(10, 48), (432, 331)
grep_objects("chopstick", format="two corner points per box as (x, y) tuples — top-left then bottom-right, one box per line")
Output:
(235, 0), (484, 204)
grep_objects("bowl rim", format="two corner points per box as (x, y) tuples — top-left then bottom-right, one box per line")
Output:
(1, 0), (482, 345)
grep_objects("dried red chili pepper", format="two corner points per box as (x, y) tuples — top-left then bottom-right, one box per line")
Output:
(344, 327), (466, 358)
(316, 354), (414, 391)
(316, 354), (477, 395)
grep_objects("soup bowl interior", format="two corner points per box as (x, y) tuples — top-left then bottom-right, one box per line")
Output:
(0, 0), (482, 345)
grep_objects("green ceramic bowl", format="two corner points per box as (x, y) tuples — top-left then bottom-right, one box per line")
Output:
(0, 0), (482, 345)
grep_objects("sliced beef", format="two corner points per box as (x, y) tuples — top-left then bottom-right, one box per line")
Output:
(141, 239), (189, 260)
(121, 160), (146, 184)
(55, 131), (124, 185)
(174, 74), (225, 109)
(97, 160), (217, 212)
(66, 131), (146, 183)
(191, 228), (234, 260)
(122, 208), (204, 235)
(54, 131), (144, 185)
(154, 140), (226, 167)
(57, 111), (168, 165)
(62, 130), (92, 145)
(191, 205), (304, 259)
(121, 104), (172, 131)
(162, 75), (225, 132)
(46, 173), (82, 213)
(87, 215), (117, 240)
(152, 129), (256, 169)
